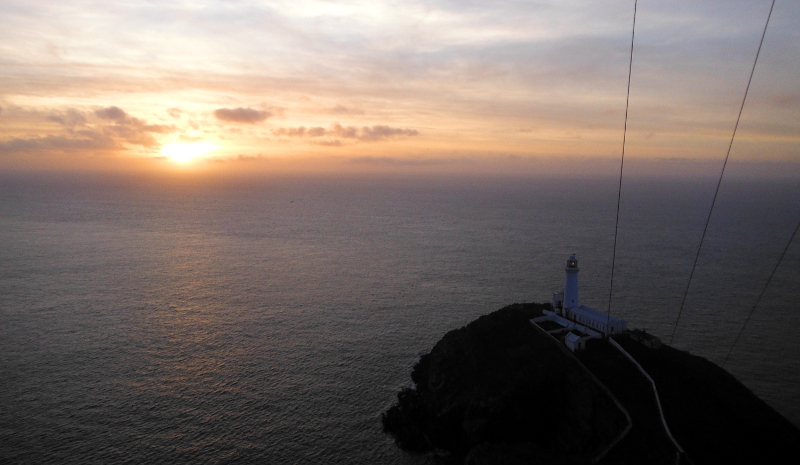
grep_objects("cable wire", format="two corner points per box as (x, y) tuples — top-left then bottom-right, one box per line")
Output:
(669, 0), (775, 345)
(723, 218), (800, 367)
(607, 0), (637, 328)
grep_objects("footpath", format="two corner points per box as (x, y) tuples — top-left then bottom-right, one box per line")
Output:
(576, 338), (679, 465)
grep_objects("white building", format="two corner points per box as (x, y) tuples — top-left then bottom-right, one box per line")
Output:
(552, 255), (627, 336)
(564, 332), (586, 352)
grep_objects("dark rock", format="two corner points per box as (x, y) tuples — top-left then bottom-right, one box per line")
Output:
(614, 335), (800, 465)
(382, 303), (627, 463)
(383, 302), (800, 464)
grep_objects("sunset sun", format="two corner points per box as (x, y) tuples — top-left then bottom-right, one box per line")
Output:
(162, 142), (217, 163)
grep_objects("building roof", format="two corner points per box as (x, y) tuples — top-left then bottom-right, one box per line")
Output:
(571, 304), (626, 325)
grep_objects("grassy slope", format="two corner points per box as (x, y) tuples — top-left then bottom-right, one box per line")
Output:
(615, 335), (800, 465)
(576, 338), (677, 465)
(383, 304), (800, 464)
(382, 304), (627, 464)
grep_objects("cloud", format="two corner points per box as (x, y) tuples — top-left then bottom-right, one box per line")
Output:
(1, 106), (175, 154)
(359, 125), (419, 141)
(102, 124), (160, 147)
(95, 106), (128, 121)
(167, 107), (182, 118)
(328, 105), (364, 115)
(213, 107), (271, 123)
(47, 108), (87, 128)
(328, 123), (359, 139)
(91, 106), (175, 147)
(0, 132), (117, 154)
(271, 126), (327, 137)
(271, 123), (419, 142)
(307, 126), (327, 137)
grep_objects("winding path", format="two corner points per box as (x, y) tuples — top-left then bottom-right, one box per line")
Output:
(576, 338), (680, 465)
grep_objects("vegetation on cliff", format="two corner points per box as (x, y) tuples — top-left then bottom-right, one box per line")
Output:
(381, 303), (627, 464)
(612, 336), (800, 464)
(383, 304), (800, 464)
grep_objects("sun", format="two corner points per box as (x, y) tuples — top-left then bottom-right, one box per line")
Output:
(161, 142), (217, 162)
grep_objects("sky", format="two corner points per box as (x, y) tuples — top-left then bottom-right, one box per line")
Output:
(0, 0), (797, 177)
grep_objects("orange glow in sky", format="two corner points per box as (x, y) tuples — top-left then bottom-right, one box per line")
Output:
(0, 1), (797, 177)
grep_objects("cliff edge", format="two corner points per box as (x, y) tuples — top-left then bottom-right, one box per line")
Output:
(382, 303), (800, 464)
(382, 303), (628, 464)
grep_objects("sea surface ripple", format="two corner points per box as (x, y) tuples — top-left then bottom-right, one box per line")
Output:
(1, 174), (798, 463)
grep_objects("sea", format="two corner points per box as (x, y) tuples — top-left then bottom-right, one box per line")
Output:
(1, 171), (798, 464)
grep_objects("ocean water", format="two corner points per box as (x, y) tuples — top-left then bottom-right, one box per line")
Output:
(1, 172), (798, 463)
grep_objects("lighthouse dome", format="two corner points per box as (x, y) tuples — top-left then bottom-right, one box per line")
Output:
(567, 255), (578, 269)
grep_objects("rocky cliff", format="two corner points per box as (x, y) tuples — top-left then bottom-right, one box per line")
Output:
(382, 303), (627, 464)
(382, 303), (800, 464)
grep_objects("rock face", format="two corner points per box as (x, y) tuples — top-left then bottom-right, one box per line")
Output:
(381, 303), (628, 464)
(383, 303), (800, 465)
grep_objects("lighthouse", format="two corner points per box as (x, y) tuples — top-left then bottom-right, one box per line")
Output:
(564, 255), (579, 309)
(539, 254), (628, 348)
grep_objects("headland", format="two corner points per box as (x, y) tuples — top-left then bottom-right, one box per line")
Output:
(382, 303), (800, 464)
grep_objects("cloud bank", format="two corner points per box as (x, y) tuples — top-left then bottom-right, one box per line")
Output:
(214, 107), (271, 123)
(272, 123), (418, 142)
(0, 106), (174, 155)
(0, 1), (797, 172)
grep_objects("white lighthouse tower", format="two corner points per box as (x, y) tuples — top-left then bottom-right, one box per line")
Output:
(564, 255), (579, 310)
(539, 254), (628, 349)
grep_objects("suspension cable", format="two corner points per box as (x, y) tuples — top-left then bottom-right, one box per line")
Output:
(607, 0), (638, 327)
(669, 0), (775, 345)
(723, 218), (799, 366)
